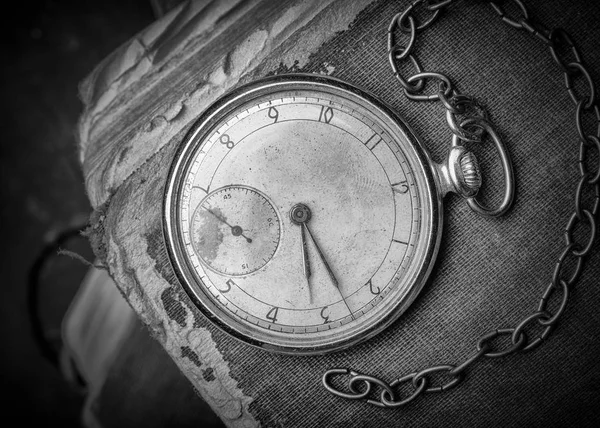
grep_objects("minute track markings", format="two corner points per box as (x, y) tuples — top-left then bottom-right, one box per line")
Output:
(197, 130), (415, 313)
(225, 277), (385, 320)
(205, 109), (408, 195)
(208, 284), (363, 330)
(177, 88), (427, 342)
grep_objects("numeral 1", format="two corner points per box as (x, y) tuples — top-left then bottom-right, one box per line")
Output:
(364, 133), (382, 151)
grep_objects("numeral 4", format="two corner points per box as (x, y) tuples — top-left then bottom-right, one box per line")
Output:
(266, 306), (279, 323)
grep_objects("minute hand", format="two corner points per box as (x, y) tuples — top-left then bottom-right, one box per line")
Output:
(302, 223), (339, 289)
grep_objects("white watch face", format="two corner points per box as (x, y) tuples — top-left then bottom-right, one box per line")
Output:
(164, 75), (441, 353)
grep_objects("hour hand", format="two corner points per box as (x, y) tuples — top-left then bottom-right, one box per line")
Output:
(303, 222), (339, 289)
(300, 223), (311, 281)
(290, 202), (340, 288)
(299, 212), (353, 318)
(290, 203), (315, 302)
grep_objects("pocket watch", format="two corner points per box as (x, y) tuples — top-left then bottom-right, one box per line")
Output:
(163, 73), (513, 354)
(161, 0), (599, 410)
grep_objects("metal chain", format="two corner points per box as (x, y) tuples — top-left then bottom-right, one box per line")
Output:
(323, 0), (599, 407)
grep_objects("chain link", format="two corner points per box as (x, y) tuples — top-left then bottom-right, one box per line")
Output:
(380, 373), (426, 407)
(579, 135), (600, 185)
(489, 0), (528, 29)
(323, 0), (599, 407)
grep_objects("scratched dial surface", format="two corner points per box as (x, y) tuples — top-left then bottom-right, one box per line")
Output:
(164, 76), (439, 353)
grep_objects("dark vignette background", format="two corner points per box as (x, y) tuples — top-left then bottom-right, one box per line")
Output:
(0, 1), (154, 425)
(0, 0), (598, 427)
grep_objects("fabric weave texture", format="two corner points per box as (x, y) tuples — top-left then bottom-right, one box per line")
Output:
(92, 0), (600, 426)
(219, 1), (600, 426)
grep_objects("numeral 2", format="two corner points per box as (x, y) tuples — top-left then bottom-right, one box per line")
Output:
(266, 306), (279, 323)
(320, 306), (331, 324)
(367, 279), (380, 295)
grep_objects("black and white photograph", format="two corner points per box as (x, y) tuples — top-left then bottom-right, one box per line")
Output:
(1, 0), (599, 426)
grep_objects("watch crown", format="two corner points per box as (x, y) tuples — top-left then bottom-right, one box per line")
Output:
(459, 151), (482, 191)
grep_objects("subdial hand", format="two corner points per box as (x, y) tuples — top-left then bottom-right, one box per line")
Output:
(204, 206), (252, 243)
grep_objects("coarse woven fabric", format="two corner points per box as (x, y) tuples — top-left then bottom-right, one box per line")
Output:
(86, 0), (600, 427)
(225, 0), (600, 426)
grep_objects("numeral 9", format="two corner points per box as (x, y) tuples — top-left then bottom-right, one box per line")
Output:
(268, 106), (279, 123)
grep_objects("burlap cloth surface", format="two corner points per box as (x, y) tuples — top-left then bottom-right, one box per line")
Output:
(233, 2), (600, 426)
(86, 1), (600, 426)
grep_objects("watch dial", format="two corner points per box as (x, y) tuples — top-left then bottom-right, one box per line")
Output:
(165, 76), (439, 353)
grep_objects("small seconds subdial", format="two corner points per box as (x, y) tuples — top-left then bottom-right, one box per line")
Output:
(190, 185), (281, 276)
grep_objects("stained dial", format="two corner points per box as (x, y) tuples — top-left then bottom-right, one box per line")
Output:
(166, 77), (436, 353)
(190, 185), (280, 276)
